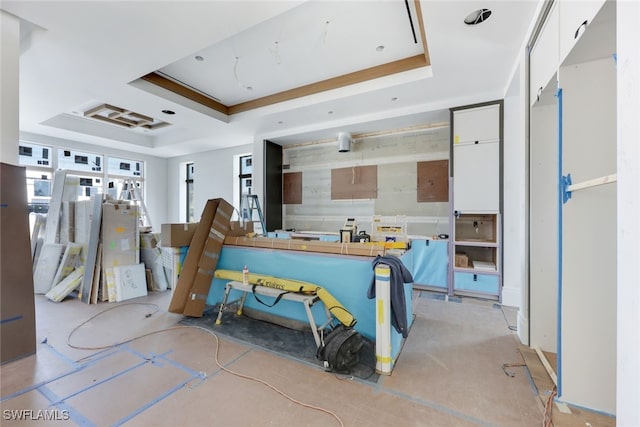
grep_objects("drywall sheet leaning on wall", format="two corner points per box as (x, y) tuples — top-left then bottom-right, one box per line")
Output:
(114, 263), (147, 302)
(51, 243), (82, 289)
(46, 267), (84, 302)
(33, 243), (65, 294)
(140, 232), (168, 291)
(101, 201), (138, 302)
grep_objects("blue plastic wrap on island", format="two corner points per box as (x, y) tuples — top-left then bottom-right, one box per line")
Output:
(410, 239), (448, 288)
(207, 246), (413, 343)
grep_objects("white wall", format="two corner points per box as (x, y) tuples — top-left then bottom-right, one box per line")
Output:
(19, 132), (168, 232)
(617, 0), (640, 424)
(1, 11), (20, 165)
(166, 143), (253, 222)
(502, 63), (527, 309)
(281, 127), (450, 237)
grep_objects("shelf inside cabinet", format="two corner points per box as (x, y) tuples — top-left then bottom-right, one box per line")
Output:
(454, 213), (497, 243)
(454, 244), (497, 271)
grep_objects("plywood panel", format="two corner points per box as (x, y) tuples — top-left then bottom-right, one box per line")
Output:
(0, 163), (37, 363)
(283, 172), (302, 205)
(331, 165), (377, 200)
(417, 160), (448, 202)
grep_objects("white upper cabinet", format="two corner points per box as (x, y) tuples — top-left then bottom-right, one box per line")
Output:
(453, 141), (500, 213)
(559, 0), (606, 64)
(452, 104), (500, 145)
(529, 2), (559, 106)
(452, 103), (501, 213)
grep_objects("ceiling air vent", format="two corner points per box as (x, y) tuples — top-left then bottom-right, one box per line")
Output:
(464, 8), (492, 25)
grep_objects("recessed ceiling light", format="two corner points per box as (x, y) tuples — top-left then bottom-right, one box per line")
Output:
(245, 86), (253, 91)
(328, 111), (334, 115)
(162, 109), (176, 115)
(391, 97), (398, 101)
(277, 121), (283, 125)
(464, 8), (492, 25)
(195, 55), (204, 61)
(376, 45), (385, 52)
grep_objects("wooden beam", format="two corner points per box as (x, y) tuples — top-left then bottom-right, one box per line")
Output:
(229, 54), (427, 115)
(414, 0), (431, 66)
(534, 346), (558, 386)
(140, 72), (229, 115)
(567, 173), (617, 192)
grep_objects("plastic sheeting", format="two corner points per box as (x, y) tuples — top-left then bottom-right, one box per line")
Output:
(208, 246), (413, 344)
(409, 239), (448, 288)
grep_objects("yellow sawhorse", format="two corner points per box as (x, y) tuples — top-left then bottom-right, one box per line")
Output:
(215, 281), (332, 348)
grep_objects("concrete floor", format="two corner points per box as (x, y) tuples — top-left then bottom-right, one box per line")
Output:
(1, 290), (544, 426)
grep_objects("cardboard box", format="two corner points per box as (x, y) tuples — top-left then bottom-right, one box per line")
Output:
(161, 223), (198, 247)
(227, 220), (254, 237)
(169, 199), (234, 316)
(183, 201), (234, 317)
(455, 252), (469, 268)
(223, 236), (388, 257)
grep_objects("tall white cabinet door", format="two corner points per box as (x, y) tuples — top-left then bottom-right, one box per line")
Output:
(453, 141), (499, 213)
(530, 2), (559, 106)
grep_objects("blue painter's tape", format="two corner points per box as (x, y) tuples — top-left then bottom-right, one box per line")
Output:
(111, 374), (200, 427)
(155, 353), (203, 378)
(38, 385), (96, 427)
(374, 275), (390, 282)
(54, 360), (148, 403)
(0, 367), (82, 403)
(40, 340), (80, 368)
(556, 87), (564, 398)
(0, 315), (23, 324)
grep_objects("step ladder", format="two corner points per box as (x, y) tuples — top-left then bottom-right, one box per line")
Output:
(119, 178), (152, 231)
(240, 193), (266, 236)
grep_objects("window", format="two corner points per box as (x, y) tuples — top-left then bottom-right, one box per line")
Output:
(106, 156), (145, 201)
(26, 170), (52, 214)
(186, 162), (195, 222)
(239, 155), (252, 201)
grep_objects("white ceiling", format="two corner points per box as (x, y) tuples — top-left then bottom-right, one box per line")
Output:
(2, 1), (540, 158)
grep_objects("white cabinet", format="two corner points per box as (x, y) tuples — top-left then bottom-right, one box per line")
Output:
(559, 0), (606, 64)
(450, 102), (502, 300)
(529, 2), (559, 105)
(452, 103), (501, 213)
(452, 213), (501, 298)
(453, 141), (499, 212)
(452, 104), (499, 144)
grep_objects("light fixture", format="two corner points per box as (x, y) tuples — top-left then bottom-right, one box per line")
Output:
(464, 8), (492, 25)
(337, 132), (352, 153)
(162, 109), (175, 115)
(376, 45), (385, 52)
(195, 55), (204, 61)
(328, 111), (334, 115)
(391, 97), (398, 101)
